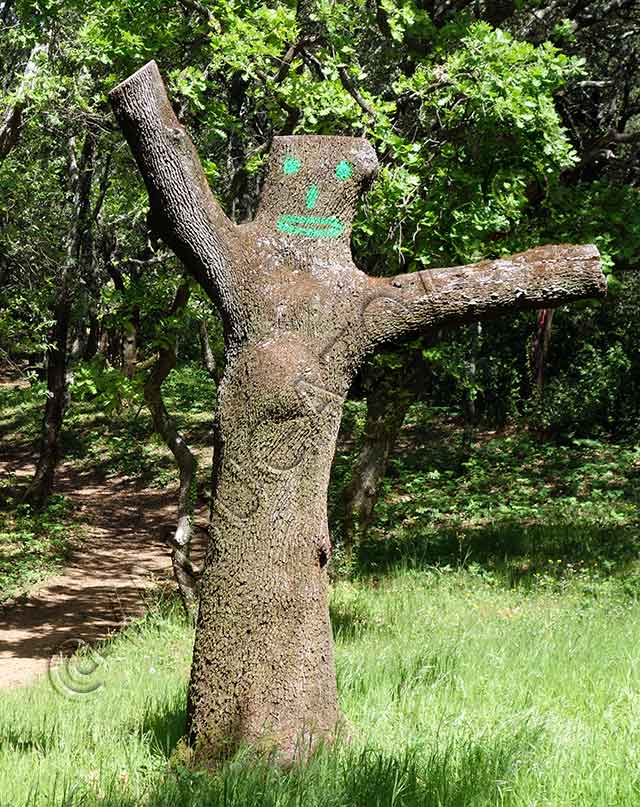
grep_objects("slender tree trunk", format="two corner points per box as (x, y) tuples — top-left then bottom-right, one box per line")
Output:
(461, 321), (481, 455)
(143, 282), (200, 614)
(342, 364), (413, 554)
(531, 308), (554, 393)
(198, 319), (219, 382)
(24, 132), (95, 507)
(123, 317), (139, 378)
(23, 299), (70, 507)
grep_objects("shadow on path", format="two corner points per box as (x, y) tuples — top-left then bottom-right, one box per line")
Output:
(0, 448), (208, 689)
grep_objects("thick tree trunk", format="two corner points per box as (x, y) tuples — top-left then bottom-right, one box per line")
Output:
(342, 366), (413, 553)
(186, 353), (341, 764)
(110, 60), (606, 766)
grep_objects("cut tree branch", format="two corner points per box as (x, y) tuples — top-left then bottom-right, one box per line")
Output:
(363, 244), (606, 349)
(108, 61), (236, 313)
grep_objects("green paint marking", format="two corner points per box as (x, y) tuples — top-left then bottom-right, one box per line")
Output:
(283, 156), (301, 175)
(277, 215), (344, 239)
(335, 160), (353, 181)
(306, 184), (319, 210)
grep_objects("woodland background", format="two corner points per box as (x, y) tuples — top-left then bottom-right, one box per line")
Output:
(1, 1), (640, 805)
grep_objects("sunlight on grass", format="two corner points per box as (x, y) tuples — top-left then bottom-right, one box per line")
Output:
(2, 568), (640, 806)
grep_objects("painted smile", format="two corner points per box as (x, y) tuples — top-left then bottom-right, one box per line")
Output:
(276, 215), (344, 239)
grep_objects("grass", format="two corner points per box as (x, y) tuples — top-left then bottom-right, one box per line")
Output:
(0, 495), (79, 603)
(1, 368), (640, 804)
(2, 568), (640, 805)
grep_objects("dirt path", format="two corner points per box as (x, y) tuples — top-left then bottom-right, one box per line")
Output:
(0, 449), (206, 690)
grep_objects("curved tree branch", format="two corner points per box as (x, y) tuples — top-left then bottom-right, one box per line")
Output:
(362, 244), (606, 350)
(143, 280), (200, 614)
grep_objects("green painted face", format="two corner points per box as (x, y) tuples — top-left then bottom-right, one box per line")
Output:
(276, 156), (354, 239)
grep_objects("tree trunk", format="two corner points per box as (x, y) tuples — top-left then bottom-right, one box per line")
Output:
(109, 59), (606, 766)
(461, 321), (481, 455)
(23, 299), (70, 507)
(198, 319), (219, 382)
(530, 308), (554, 393)
(122, 319), (138, 378)
(143, 282), (200, 614)
(24, 131), (96, 507)
(342, 364), (413, 553)
(186, 357), (341, 764)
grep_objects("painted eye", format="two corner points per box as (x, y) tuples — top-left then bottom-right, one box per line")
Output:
(283, 156), (301, 175)
(335, 160), (353, 181)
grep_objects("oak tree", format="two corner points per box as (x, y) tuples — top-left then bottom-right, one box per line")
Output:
(110, 60), (605, 765)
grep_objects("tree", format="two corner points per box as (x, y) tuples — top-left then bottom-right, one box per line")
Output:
(110, 60), (605, 765)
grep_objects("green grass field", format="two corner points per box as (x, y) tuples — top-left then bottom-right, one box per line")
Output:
(2, 370), (640, 805)
(2, 563), (640, 807)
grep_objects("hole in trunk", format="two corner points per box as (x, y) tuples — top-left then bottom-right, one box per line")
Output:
(318, 547), (328, 568)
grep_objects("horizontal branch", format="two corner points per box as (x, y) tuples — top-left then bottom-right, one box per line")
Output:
(109, 61), (235, 310)
(363, 244), (606, 349)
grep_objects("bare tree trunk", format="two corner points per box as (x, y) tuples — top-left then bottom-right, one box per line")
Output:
(122, 316), (139, 378)
(110, 60), (605, 766)
(24, 131), (95, 507)
(531, 308), (555, 393)
(342, 364), (413, 554)
(23, 300), (70, 508)
(143, 282), (200, 614)
(461, 321), (481, 455)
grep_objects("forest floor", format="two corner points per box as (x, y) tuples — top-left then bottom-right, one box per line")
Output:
(0, 448), (174, 688)
(0, 370), (210, 689)
(1, 367), (640, 806)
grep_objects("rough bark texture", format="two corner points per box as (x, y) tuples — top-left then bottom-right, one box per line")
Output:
(143, 282), (200, 614)
(109, 60), (607, 766)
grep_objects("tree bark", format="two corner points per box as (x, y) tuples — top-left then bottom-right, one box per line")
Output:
(342, 362), (413, 553)
(110, 60), (606, 765)
(530, 308), (554, 393)
(24, 131), (96, 507)
(143, 282), (200, 614)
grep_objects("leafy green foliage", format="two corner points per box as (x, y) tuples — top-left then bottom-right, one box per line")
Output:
(0, 494), (77, 602)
